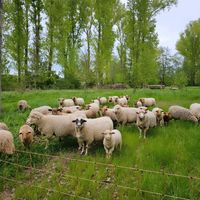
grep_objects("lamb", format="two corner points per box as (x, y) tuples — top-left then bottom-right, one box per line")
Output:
(58, 98), (75, 107)
(101, 106), (118, 128)
(136, 109), (157, 139)
(138, 98), (156, 107)
(26, 111), (78, 148)
(0, 122), (9, 130)
(19, 124), (34, 148)
(108, 96), (118, 103)
(0, 130), (15, 154)
(18, 100), (30, 111)
(115, 96), (128, 106)
(114, 105), (138, 125)
(168, 105), (198, 123)
(97, 97), (107, 105)
(152, 107), (164, 126)
(102, 129), (122, 158)
(190, 103), (200, 121)
(72, 97), (85, 106)
(72, 116), (113, 155)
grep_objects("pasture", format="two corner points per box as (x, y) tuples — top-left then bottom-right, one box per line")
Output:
(0, 87), (200, 200)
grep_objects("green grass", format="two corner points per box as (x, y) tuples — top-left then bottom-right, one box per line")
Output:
(0, 88), (200, 200)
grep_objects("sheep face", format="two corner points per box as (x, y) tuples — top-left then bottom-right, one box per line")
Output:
(102, 130), (114, 142)
(72, 118), (87, 129)
(26, 112), (42, 125)
(135, 101), (142, 108)
(136, 109), (147, 120)
(114, 105), (121, 115)
(108, 97), (112, 102)
(58, 98), (64, 106)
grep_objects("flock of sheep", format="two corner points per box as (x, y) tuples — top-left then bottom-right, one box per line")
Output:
(0, 95), (199, 158)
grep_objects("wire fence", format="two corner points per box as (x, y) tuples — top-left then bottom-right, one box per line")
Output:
(0, 149), (199, 200)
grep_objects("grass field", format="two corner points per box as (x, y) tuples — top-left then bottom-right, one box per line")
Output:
(0, 88), (200, 200)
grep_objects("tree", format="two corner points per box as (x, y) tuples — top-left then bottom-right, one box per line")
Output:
(0, 0), (3, 112)
(176, 19), (200, 85)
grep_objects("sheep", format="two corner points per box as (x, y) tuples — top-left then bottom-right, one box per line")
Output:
(138, 98), (156, 107)
(72, 116), (113, 155)
(97, 97), (107, 105)
(31, 106), (52, 115)
(113, 105), (138, 125)
(190, 103), (200, 121)
(115, 96), (128, 106)
(0, 130), (15, 154)
(58, 98), (75, 107)
(49, 106), (81, 115)
(168, 105), (198, 123)
(152, 107), (164, 126)
(135, 100), (142, 108)
(19, 124), (34, 148)
(0, 122), (8, 130)
(101, 106), (118, 128)
(18, 100), (31, 111)
(136, 109), (157, 139)
(72, 97), (85, 106)
(26, 111), (78, 148)
(91, 99), (100, 106)
(108, 96), (118, 103)
(85, 102), (100, 118)
(102, 129), (122, 158)
(163, 112), (172, 125)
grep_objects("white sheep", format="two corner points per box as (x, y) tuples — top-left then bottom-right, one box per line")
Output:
(152, 107), (164, 126)
(169, 105), (198, 123)
(85, 102), (100, 118)
(102, 129), (122, 158)
(72, 97), (85, 106)
(72, 116), (113, 155)
(58, 98), (75, 107)
(115, 96), (128, 106)
(19, 124), (34, 148)
(134, 100), (143, 108)
(139, 98), (156, 107)
(18, 100), (30, 111)
(97, 97), (107, 104)
(136, 109), (157, 139)
(31, 106), (52, 115)
(108, 96), (118, 103)
(26, 111), (78, 148)
(101, 106), (118, 128)
(50, 106), (81, 115)
(114, 105), (138, 125)
(0, 130), (15, 154)
(0, 122), (8, 130)
(190, 103), (200, 121)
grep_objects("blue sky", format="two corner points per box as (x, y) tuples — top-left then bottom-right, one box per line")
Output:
(156, 0), (200, 53)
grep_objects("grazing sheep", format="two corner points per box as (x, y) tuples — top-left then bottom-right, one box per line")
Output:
(18, 100), (30, 111)
(101, 106), (118, 128)
(72, 97), (85, 106)
(114, 105), (138, 125)
(108, 96), (119, 103)
(31, 106), (52, 115)
(169, 105), (198, 123)
(58, 98), (75, 107)
(190, 103), (200, 121)
(0, 130), (15, 154)
(26, 111), (78, 148)
(138, 98), (156, 107)
(49, 106), (81, 115)
(72, 116), (113, 155)
(152, 107), (164, 126)
(136, 109), (157, 139)
(19, 124), (34, 148)
(163, 112), (172, 125)
(115, 96), (128, 106)
(49, 108), (65, 115)
(97, 97), (107, 105)
(102, 129), (122, 158)
(0, 122), (8, 130)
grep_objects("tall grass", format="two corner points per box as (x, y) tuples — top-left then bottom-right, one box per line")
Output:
(0, 88), (200, 199)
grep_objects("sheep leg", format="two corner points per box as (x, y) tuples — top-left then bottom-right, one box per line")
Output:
(143, 128), (148, 139)
(108, 147), (114, 158)
(104, 147), (109, 158)
(84, 144), (89, 155)
(138, 128), (142, 138)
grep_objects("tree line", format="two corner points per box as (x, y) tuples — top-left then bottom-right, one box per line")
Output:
(0, 0), (200, 91)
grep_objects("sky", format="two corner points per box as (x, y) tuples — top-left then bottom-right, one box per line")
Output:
(156, 0), (200, 53)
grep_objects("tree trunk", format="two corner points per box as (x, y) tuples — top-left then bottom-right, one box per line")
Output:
(0, 0), (3, 113)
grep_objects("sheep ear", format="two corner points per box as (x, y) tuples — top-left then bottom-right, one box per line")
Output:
(57, 108), (62, 112)
(101, 132), (105, 135)
(111, 132), (115, 134)
(81, 119), (87, 123)
(136, 111), (139, 114)
(48, 109), (52, 111)
(19, 132), (22, 135)
(72, 119), (77, 123)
